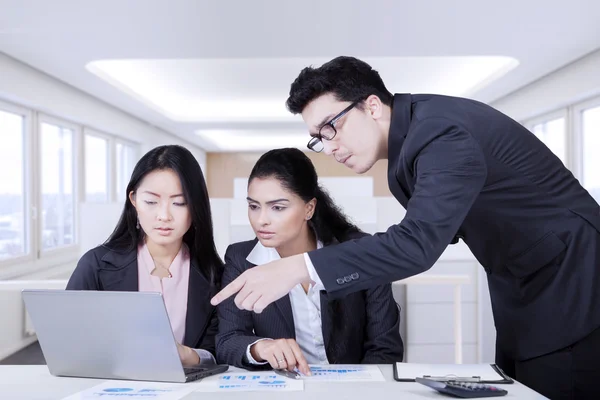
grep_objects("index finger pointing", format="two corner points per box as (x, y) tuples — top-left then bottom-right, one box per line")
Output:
(288, 339), (311, 376)
(210, 276), (245, 306)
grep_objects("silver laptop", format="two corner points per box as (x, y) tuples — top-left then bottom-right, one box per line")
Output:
(21, 289), (228, 382)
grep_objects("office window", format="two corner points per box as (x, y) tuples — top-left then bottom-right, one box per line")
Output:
(40, 122), (76, 251)
(0, 109), (27, 260)
(531, 117), (567, 165)
(116, 142), (136, 201)
(582, 106), (600, 203)
(85, 134), (109, 202)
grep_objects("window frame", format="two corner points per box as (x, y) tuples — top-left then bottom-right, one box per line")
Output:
(0, 97), (141, 276)
(524, 108), (570, 170)
(113, 138), (138, 202)
(0, 100), (34, 267)
(572, 97), (600, 186)
(37, 113), (82, 259)
(83, 128), (113, 204)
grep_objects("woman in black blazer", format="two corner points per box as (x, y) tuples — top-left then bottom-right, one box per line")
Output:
(216, 148), (403, 374)
(67, 145), (223, 366)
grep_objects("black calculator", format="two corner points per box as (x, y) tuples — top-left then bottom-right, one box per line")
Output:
(415, 377), (508, 398)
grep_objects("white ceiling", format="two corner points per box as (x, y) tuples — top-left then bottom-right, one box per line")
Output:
(86, 56), (518, 123)
(0, 0), (599, 152)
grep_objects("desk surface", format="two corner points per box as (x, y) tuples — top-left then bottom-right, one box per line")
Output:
(0, 364), (546, 400)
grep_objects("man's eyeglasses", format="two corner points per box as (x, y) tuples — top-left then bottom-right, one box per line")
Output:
(307, 101), (360, 153)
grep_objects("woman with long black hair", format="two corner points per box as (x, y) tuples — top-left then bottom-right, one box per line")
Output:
(67, 145), (223, 367)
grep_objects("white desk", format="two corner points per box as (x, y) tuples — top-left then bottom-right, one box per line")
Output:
(0, 364), (546, 400)
(395, 274), (470, 364)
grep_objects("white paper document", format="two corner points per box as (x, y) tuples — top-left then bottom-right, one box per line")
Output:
(194, 371), (304, 392)
(394, 363), (506, 382)
(61, 380), (197, 400)
(306, 364), (385, 382)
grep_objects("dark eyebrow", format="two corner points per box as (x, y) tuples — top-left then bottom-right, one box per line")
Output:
(316, 113), (335, 129)
(143, 191), (184, 198)
(247, 196), (290, 205)
(308, 113), (337, 137)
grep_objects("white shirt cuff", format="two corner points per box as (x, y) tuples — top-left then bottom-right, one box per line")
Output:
(245, 338), (272, 365)
(304, 252), (323, 287)
(193, 349), (216, 366)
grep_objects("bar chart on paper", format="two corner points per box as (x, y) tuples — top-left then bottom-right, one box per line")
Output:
(60, 381), (197, 400)
(307, 365), (385, 382)
(195, 372), (304, 392)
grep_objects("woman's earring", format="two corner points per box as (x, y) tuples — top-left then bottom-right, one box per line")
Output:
(136, 217), (140, 230)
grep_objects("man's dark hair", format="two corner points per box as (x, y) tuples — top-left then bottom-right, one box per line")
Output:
(286, 56), (394, 114)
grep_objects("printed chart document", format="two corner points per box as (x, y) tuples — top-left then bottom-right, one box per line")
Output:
(61, 380), (197, 400)
(194, 371), (304, 392)
(306, 365), (385, 382)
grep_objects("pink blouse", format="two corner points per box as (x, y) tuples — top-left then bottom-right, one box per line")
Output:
(137, 243), (190, 344)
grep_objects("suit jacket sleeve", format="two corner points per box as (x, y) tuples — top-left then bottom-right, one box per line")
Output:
(215, 245), (271, 369)
(309, 119), (488, 298)
(66, 249), (101, 290)
(360, 283), (404, 363)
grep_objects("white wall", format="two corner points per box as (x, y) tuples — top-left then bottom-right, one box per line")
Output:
(78, 203), (124, 256)
(491, 48), (600, 121)
(0, 52), (207, 360)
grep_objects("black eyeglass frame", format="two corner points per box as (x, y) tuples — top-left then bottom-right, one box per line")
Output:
(307, 101), (360, 152)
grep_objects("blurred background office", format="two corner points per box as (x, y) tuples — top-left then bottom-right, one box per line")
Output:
(1, 0), (600, 367)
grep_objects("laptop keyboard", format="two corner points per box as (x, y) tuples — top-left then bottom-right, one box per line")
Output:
(183, 365), (229, 382)
(184, 367), (206, 374)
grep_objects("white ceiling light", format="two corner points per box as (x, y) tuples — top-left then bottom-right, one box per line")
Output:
(86, 56), (519, 124)
(195, 129), (309, 152)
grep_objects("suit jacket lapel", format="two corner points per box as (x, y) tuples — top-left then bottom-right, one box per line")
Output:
(98, 247), (139, 291)
(387, 93), (414, 207)
(183, 264), (211, 348)
(245, 251), (296, 335)
(274, 294), (295, 334)
(319, 292), (332, 353)
(388, 164), (409, 206)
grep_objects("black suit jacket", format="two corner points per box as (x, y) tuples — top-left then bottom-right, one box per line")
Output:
(216, 237), (404, 369)
(309, 93), (600, 361)
(66, 245), (219, 356)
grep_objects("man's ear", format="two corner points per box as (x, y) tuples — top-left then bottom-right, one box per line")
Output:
(365, 94), (383, 120)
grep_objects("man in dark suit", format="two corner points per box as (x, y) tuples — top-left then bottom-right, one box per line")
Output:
(212, 56), (600, 399)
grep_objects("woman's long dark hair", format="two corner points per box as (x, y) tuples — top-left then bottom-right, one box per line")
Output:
(105, 145), (223, 286)
(248, 147), (360, 362)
